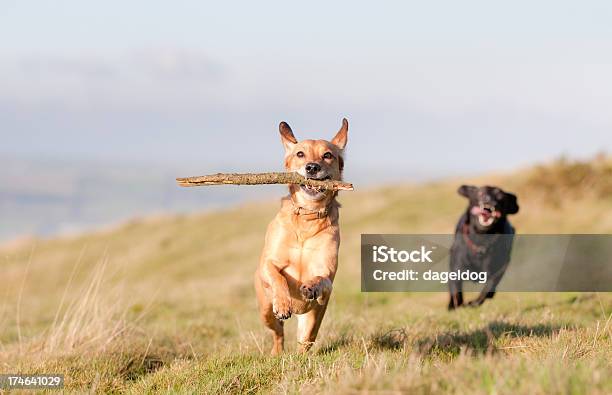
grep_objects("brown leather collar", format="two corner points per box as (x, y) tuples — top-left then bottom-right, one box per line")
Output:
(291, 200), (331, 221)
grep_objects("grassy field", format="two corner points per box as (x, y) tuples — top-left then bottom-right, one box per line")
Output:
(1, 157), (611, 394)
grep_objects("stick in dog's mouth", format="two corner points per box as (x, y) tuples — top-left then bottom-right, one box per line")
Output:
(176, 172), (352, 190)
(301, 175), (333, 195)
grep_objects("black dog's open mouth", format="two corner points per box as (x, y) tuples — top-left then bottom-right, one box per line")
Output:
(474, 204), (501, 227)
(301, 175), (332, 195)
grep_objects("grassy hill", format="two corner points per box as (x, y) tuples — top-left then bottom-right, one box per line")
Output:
(1, 156), (611, 394)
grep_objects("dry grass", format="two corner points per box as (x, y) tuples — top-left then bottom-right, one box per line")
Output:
(0, 156), (611, 393)
(522, 154), (612, 204)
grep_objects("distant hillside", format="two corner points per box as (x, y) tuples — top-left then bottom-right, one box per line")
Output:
(0, 156), (281, 241)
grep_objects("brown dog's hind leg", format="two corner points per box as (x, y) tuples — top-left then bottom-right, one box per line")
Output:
(296, 303), (328, 353)
(255, 272), (284, 355)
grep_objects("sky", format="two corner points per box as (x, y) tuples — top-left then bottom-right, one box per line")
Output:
(1, 1), (612, 181)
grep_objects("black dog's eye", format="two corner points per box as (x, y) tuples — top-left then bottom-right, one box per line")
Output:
(296, 151), (305, 158)
(323, 152), (333, 160)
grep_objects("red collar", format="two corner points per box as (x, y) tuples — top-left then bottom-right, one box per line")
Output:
(462, 223), (485, 254)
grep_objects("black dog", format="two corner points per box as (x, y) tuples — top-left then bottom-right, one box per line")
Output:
(448, 185), (519, 310)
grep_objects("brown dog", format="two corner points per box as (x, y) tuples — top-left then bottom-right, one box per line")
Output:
(254, 118), (348, 355)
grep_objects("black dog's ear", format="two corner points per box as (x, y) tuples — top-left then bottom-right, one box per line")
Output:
(457, 185), (477, 199)
(502, 192), (519, 214)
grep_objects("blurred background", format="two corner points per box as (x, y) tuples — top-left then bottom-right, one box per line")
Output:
(1, 0), (611, 241)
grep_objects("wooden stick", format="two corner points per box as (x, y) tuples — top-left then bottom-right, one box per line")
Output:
(176, 172), (354, 191)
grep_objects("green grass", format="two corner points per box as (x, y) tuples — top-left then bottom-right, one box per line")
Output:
(0, 157), (611, 393)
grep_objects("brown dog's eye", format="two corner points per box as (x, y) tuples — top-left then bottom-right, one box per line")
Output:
(296, 151), (305, 158)
(323, 152), (333, 160)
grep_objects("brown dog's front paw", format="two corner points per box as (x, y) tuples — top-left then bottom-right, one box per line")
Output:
(300, 283), (320, 302)
(272, 298), (292, 320)
(301, 277), (332, 305)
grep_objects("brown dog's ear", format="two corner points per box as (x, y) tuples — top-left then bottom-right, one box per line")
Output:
(458, 185), (477, 199)
(331, 118), (348, 149)
(279, 121), (297, 151)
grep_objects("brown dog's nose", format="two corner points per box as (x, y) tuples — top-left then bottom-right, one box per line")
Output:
(305, 163), (321, 176)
